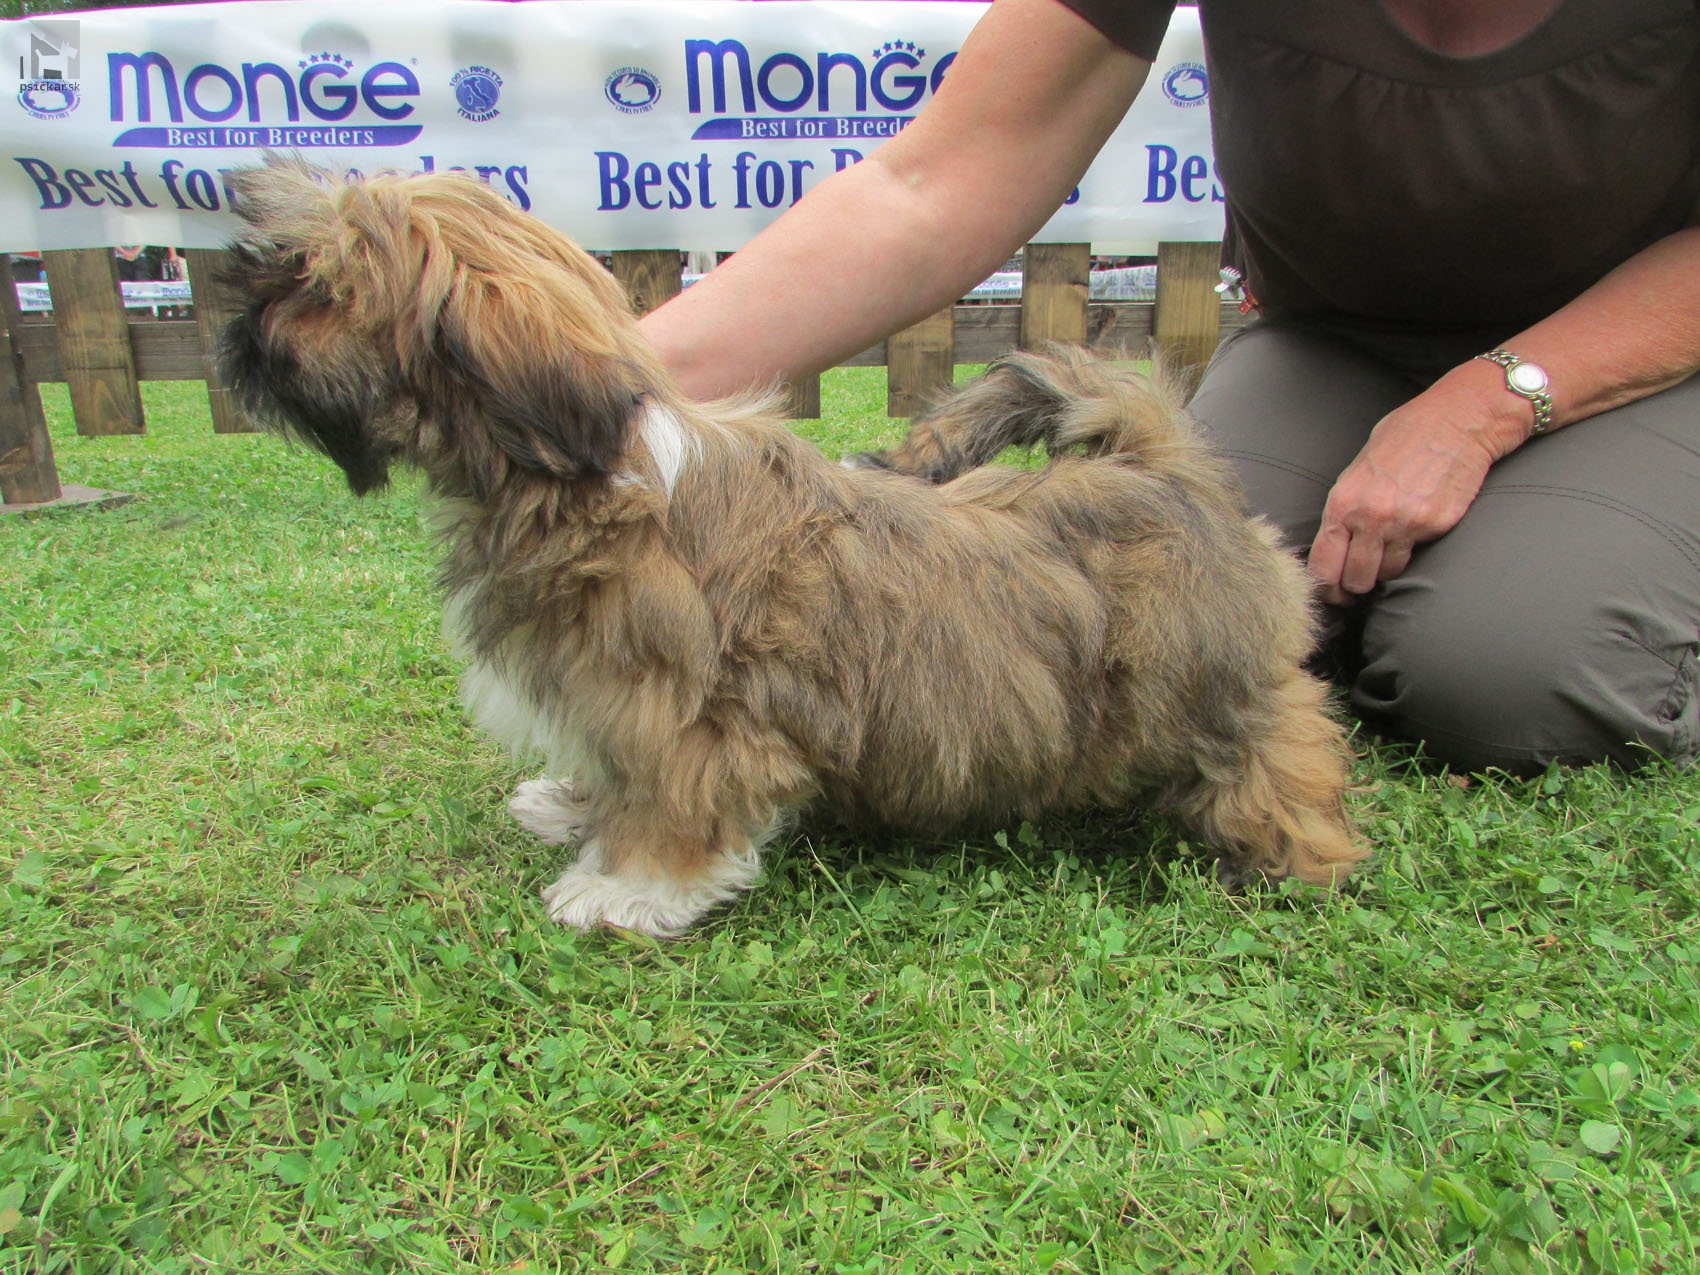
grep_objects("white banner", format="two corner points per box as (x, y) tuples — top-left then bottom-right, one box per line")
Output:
(1, 1), (1221, 252)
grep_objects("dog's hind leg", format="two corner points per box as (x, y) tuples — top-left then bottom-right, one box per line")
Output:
(1174, 673), (1369, 889)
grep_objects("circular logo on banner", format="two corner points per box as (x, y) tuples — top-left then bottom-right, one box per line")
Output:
(605, 67), (661, 114)
(452, 66), (504, 122)
(1161, 62), (1209, 108)
(18, 79), (80, 120)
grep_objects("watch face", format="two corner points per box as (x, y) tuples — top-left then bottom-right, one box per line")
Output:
(1508, 362), (1550, 395)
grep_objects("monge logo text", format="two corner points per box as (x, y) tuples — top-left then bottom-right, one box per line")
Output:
(683, 36), (956, 141)
(104, 48), (423, 149)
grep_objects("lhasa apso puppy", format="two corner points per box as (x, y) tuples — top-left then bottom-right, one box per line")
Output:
(219, 156), (1366, 937)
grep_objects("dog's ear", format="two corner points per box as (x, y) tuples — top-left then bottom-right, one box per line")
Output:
(225, 153), (342, 253)
(220, 299), (401, 495)
(434, 268), (645, 483)
(217, 160), (409, 495)
(214, 219), (387, 491)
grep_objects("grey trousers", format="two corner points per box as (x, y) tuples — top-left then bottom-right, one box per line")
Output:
(1188, 316), (1700, 774)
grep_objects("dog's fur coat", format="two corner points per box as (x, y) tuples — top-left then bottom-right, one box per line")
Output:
(219, 156), (1366, 936)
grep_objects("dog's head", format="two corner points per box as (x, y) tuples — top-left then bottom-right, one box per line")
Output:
(218, 154), (653, 497)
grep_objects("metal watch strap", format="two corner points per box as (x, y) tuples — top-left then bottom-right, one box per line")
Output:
(1476, 349), (1554, 435)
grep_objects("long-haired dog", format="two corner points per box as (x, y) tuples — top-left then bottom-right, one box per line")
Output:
(219, 156), (1367, 937)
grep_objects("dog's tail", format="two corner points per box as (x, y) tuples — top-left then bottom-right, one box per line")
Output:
(846, 346), (1207, 484)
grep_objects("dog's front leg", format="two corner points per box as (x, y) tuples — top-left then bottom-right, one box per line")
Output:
(538, 804), (776, 938)
(508, 777), (593, 844)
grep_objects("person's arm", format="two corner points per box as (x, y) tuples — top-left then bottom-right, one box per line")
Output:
(640, 0), (1151, 400)
(1307, 224), (1700, 604)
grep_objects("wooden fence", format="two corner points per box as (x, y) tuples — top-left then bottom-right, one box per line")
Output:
(1, 239), (1242, 512)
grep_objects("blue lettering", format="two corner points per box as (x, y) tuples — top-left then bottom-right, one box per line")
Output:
(240, 62), (297, 121)
(12, 160), (157, 212)
(1146, 146), (1222, 203)
(1180, 154), (1207, 202)
(362, 62), (418, 120)
(693, 154), (715, 208)
(184, 63), (241, 122)
(598, 153), (710, 211)
(597, 151), (632, 210)
(107, 51), (419, 124)
(504, 165), (531, 211)
(735, 155), (812, 208)
(871, 52), (925, 111)
(182, 167), (220, 211)
(108, 52), (182, 123)
(64, 168), (104, 207)
(119, 160), (158, 207)
(754, 159), (784, 208)
(732, 151), (756, 208)
(667, 160), (693, 209)
(301, 63), (356, 120)
(757, 52), (812, 112)
(687, 39), (954, 116)
(930, 52), (957, 92)
(787, 158), (814, 203)
(817, 52), (866, 111)
(634, 160), (663, 210)
(1145, 144), (1178, 202)
(686, 39), (755, 114)
(160, 158), (189, 209)
(94, 168), (134, 207)
(15, 157), (72, 210)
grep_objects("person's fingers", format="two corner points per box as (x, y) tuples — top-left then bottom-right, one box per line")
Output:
(1307, 522), (1351, 604)
(1339, 530), (1386, 597)
(1376, 540), (1414, 584)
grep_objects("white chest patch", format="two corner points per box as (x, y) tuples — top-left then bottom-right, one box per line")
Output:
(444, 590), (596, 778)
(634, 399), (699, 495)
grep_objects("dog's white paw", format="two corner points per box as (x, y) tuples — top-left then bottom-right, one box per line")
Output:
(540, 843), (764, 939)
(509, 777), (590, 844)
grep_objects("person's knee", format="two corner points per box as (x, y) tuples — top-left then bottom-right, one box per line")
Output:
(1350, 583), (1697, 774)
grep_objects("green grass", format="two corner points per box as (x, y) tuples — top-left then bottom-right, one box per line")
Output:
(2, 375), (1697, 1274)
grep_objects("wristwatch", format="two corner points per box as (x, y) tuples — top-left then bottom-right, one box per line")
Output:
(1475, 349), (1553, 435)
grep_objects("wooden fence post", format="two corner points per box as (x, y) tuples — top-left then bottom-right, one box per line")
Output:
(610, 248), (682, 318)
(886, 306), (954, 417)
(783, 375), (821, 420)
(0, 271), (61, 506)
(1019, 242), (1090, 349)
(182, 247), (259, 434)
(1153, 240), (1222, 386)
(41, 248), (145, 436)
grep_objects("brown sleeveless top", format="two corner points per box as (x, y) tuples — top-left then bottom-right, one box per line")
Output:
(1056, 0), (1700, 333)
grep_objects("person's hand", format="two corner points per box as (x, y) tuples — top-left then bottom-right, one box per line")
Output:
(1307, 373), (1525, 606)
